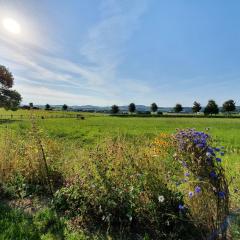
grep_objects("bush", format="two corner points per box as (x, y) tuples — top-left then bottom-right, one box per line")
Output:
(54, 138), (200, 239)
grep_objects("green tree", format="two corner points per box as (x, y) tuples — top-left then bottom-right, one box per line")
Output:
(204, 100), (219, 115)
(45, 104), (51, 110)
(222, 99), (236, 113)
(0, 65), (22, 110)
(29, 102), (33, 109)
(174, 103), (183, 113)
(111, 105), (119, 114)
(151, 102), (158, 113)
(192, 101), (201, 113)
(62, 104), (68, 111)
(128, 103), (136, 114)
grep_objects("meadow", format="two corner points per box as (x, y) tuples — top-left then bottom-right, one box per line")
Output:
(0, 109), (240, 239)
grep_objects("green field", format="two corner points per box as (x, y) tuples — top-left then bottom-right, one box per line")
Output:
(0, 109), (240, 239)
(2, 110), (240, 147)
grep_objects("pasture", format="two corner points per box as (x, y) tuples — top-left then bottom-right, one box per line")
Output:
(0, 109), (240, 239)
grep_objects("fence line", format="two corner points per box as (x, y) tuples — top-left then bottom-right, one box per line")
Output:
(0, 114), (80, 120)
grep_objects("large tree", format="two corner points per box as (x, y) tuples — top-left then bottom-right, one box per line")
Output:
(192, 101), (201, 113)
(45, 104), (51, 110)
(62, 104), (68, 111)
(174, 103), (183, 113)
(204, 100), (219, 115)
(111, 104), (119, 114)
(151, 102), (158, 113)
(0, 65), (21, 110)
(222, 99), (236, 113)
(128, 103), (136, 114)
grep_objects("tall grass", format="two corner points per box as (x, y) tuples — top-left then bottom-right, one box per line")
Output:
(0, 117), (239, 239)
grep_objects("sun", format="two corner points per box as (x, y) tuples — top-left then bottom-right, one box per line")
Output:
(2, 18), (21, 34)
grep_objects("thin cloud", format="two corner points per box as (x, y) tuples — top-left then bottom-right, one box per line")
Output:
(0, 0), (151, 105)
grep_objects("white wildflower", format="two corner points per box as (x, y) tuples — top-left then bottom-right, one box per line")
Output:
(158, 195), (165, 203)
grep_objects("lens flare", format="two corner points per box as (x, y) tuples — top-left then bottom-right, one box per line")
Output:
(2, 18), (21, 34)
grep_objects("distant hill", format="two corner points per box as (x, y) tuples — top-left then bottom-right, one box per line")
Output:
(32, 105), (240, 113)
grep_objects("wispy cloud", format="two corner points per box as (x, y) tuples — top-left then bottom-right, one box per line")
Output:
(0, 0), (151, 105)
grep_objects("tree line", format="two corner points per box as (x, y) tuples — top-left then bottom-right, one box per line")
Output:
(111, 100), (237, 115)
(0, 65), (238, 114)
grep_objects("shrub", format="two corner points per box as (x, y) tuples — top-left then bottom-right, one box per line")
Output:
(54, 138), (200, 239)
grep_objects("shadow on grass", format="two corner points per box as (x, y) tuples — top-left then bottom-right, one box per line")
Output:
(0, 202), (64, 240)
(0, 119), (21, 124)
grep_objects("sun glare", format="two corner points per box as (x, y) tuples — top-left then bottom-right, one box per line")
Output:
(2, 17), (21, 34)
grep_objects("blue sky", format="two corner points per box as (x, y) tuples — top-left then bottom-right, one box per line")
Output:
(0, 0), (239, 106)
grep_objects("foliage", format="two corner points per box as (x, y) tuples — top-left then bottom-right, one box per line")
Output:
(62, 104), (68, 111)
(0, 114), (239, 238)
(192, 101), (201, 113)
(150, 103), (158, 113)
(111, 105), (119, 114)
(45, 104), (51, 111)
(0, 203), (39, 239)
(204, 100), (219, 115)
(222, 99), (236, 113)
(0, 65), (22, 110)
(128, 103), (136, 113)
(54, 138), (199, 239)
(0, 127), (64, 197)
(174, 103), (183, 113)
(34, 208), (64, 237)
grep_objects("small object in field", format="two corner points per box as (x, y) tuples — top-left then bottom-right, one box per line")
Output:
(41, 116), (44, 119)
(76, 114), (85, 120)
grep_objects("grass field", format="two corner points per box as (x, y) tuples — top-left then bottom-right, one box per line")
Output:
(2, 110), (240, 147)
(0, 109), (240, 239)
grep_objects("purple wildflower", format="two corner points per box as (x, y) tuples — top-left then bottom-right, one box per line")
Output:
(189, 191), (194, 198)
(216, 158), (222, 162)
(195, 186), (201, 193)
(178, 204), (185, 210)
(218, 191), (225, 199)
(210, 170), (217, 179)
